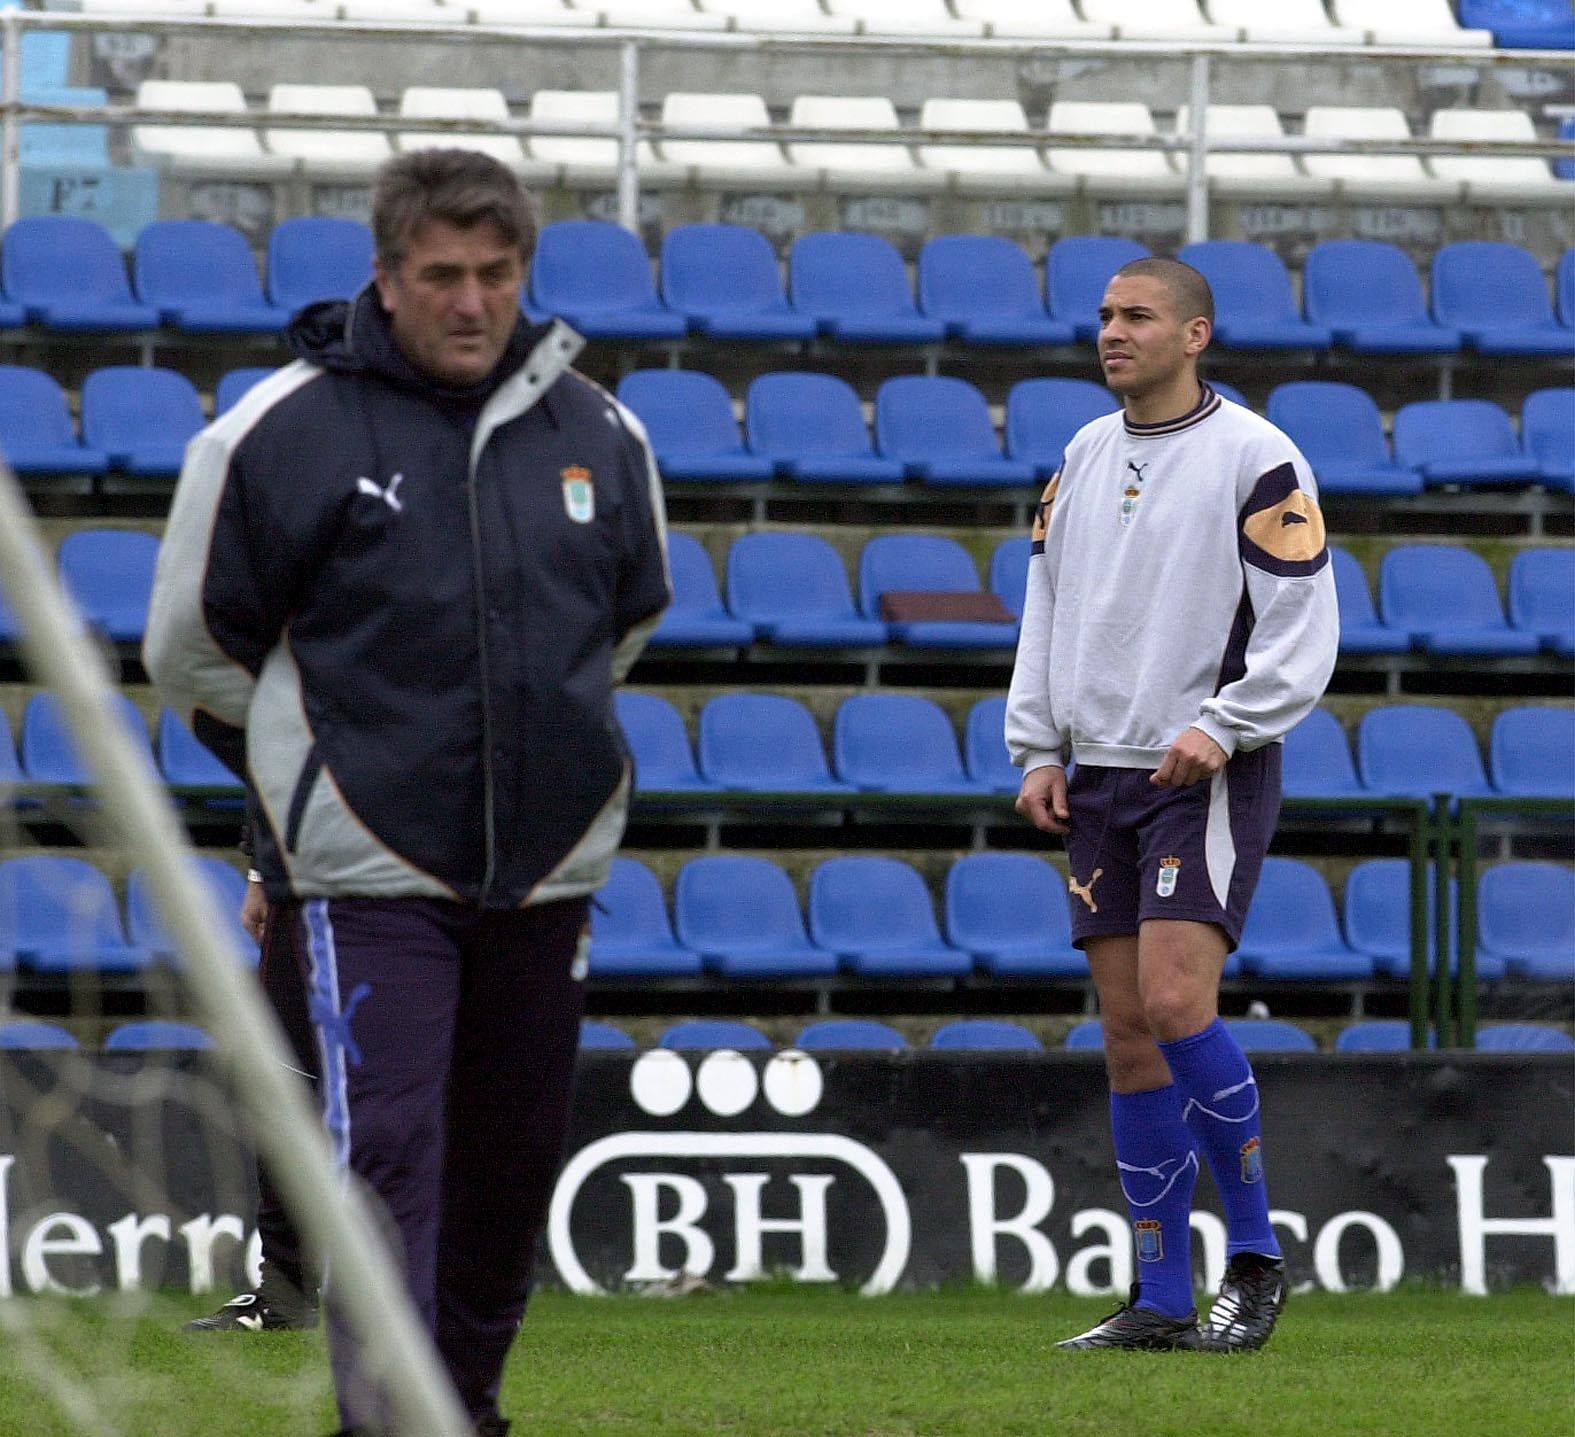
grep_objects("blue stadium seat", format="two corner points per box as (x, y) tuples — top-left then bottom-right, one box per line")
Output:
(698, 693), (853, 793)
(1458, 0), (1574, 50)
(795, 1018), (909, 1050)
(1235, 858), (1373, 981)
(1176, 240), (1332, 350)
(1507, 548), (1575, 656)
(1224, 1018), (1319, 1053)
(659, 223), (816, 341)
(725, 531), (888, 648)
(1357, 705), (1496, 801)
(808, 855), (972, 978)
(0, 1020), (78, 1049)
(1329, 547), (1409, 655)
(858, 534), (1017, 649)
(1473, 1023), (1575, 1053)
(1379, 545), (1541, 656)
(0, 365), (109, 473)
(56, 528), (160, 642)
(1, 216), (158, 330)
(0, 585), (18, 644)
(265, 216), (374, 313)
(133, 220), (287, 333)
(20, 691), (153, 787)
(0, 855), (152, 973)
(875, 376), (1036, 487)
(1301, 240), (1461, 354)
(1063, 1019), (1104, 1049)
(1398, 398), (1543, 494)
(1209, 381), (1249, 408)
(944, 851), (1084, 977)
(648, 532), (755, 648)
(528, 221), (685, 341)
(1430, 242), (1573, 356)
(929, 1018), (1044, 1051)
(744, 372), (904, 485)
(155, 708), (244, 804)
(833, 693), (991, 796)
(1282, 706), (1366, 799)
(788, 231), (945, 345)
(104, 1021), (213, 1051)
(674, 855), (838, 979)
(614, 690), (715, 793)
(589, 858), (702, 978)
(0, 709), (23, 797)
(579, 1020), (636, 1049)
(214, 367), (278, 416)
(1341, 858), (1494, 981)
(1477, 863), (1575, 982)
(1334, 1020), (1434, 1053)
(963, 696), (1019, 794)
(1044, 235), (1149, 341)
(989, 536), (1031, 620)
(1490, 707), (1575, 799)
(1004, 377), (1120, 478)
(615, 370), (774, 482)
(660, 1018), (773, 1050)
(1521, 388), (1574, 492)
(125, 858), (259, 967)
(79, 367), (205, 477)
(1265, 383), (1423, 497)
(1559, 247), (1575, 327)
(916, 234), (1074, 346)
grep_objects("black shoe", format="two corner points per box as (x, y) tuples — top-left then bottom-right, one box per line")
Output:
(1056, 1285), (1200, 1350)
(184, 1285), (318, 1332)
(1199, 1253), (1287, 1352)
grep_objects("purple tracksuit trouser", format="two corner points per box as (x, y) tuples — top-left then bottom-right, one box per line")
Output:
(287, 894), (589, 1431)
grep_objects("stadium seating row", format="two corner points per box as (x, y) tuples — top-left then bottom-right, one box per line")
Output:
(4, 526), (1567, 665)
(7, 1015), (1571, 1054)
(1, 214), (1571, 360)
(1, 849), (1568, 983)
(70, 0), (1562, 48)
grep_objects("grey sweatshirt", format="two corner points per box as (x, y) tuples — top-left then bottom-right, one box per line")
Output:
(1005, 387), (1340, 773)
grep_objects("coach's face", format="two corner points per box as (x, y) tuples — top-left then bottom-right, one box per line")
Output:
(374, 217), (524, 386)
(1097, 273), (1209, 400)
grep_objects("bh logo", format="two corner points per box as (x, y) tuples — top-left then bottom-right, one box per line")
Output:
(547, 1049), (911, 1294)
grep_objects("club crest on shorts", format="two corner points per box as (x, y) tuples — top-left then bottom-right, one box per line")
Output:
(561, 466), (595, 523)
(1135, 1219), (1163, 1263)
(1156, 855), (1181, 898)
(1240, 1136), (1263, 1185)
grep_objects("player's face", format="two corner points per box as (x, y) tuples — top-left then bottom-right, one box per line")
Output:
(1097, 274), (1207, 400)
(374, 217), (524, 387)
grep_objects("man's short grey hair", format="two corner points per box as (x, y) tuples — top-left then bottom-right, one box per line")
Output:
(371, 148), (538, 267)
(1112, 256), (1215, 325)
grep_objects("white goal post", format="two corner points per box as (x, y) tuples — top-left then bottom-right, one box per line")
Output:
(0, 460), (472, 1437)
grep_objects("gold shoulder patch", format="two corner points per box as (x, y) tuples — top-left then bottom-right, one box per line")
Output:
(1242, 489), (1325, 563)
(1031, 473), (1061, 545)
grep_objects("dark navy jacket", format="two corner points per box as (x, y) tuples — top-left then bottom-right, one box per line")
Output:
(146, 291), (670, 908)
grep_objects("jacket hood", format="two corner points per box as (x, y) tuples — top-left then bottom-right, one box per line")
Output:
(286, 286), (545, 404)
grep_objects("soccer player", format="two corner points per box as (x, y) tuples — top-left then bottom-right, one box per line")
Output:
(1005, 257), (1338, 1352)
(146, 149), (670, 1435)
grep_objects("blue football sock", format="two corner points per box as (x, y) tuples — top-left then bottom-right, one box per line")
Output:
(1109, 1084), (1199, 1317)
(1159, 1018), (1281, 1261)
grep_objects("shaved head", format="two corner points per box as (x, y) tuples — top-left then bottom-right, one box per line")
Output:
(1112, 257), (1214, 326)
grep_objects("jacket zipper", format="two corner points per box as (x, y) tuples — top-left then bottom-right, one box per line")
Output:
(464, 457), (498, 905)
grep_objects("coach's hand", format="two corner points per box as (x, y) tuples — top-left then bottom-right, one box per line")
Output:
(240, 876), (268, 944)
(1016, 764), (1069, 834)
(1151, 728), (1228, 788)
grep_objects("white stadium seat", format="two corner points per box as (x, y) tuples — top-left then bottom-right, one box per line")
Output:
(131, 80), (294, 177)
(1205, 0), (1363, 45)
(1329, 0), (1492, 47)
(338, 0), (459, 20)
(786, 95), (946, 194)
(265, 84), (392, 175)
(467, 0), (585, 24)
(78, 0), (210, 13)
(952, 0), (1111, 39)
(525, 90), (682, 188)
(207, 0), (326, 17)
(699, 0), (857, 30)
(825, 0), (984, 38)
(1044, 100), (1182, 195)
(571, 0), (729, 27)
(1428, 109), (1567, 205)
(658, 93), (798, 190)
(1173, 103), (1333, 199)
(1301, 105), (1460, 202)
(916, 98), (1068, 195)
(397, 87), (544, 178)
(1079, 0), (1235, 42)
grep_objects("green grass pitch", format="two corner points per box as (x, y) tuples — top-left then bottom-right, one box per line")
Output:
(1, 1286), (1570, 1436)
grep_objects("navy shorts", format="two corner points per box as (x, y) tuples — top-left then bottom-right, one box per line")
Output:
(1063, 745), (1282, 951)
